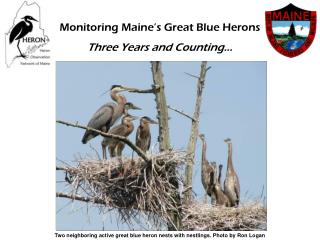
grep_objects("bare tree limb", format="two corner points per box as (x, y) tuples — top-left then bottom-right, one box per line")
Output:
(56, 192), (107, 205)
(167, 105), (197, 122)
(128, 85), (160, 94)
(56, 166), (68, 171)
(184, 72), (199, 79)
(56, 120), (149, 162)
(184, 61), (210, 204)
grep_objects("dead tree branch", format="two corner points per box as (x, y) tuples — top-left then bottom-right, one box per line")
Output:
(184, 61), (210, 204)
(56, 120), (149, 162)
(56, 192), (107, 205)
(184, 72), (199, 79)
(151, 61), (181, 230)
(128, 85), (160, 94)
(167, 105), (197, 122)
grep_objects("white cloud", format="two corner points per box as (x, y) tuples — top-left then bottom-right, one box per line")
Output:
(272, 25), (309, 37)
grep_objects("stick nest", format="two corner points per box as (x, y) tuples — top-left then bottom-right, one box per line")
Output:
(182, 202), (267, 231)
(59, 151), (187, 228)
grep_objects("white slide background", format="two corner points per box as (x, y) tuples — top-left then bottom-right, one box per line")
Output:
(0, 0), (319, 239)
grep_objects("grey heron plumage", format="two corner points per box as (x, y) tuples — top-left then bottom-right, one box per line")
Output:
(199, 134), (215, 202)
(223, 138), (240, 207)
(81, 85), (138, 144)
(211, 164), (231, 207)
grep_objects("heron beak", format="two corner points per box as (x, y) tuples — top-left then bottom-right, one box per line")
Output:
(130, 104), (141, 110)
(130, 116), (139, 121)
(99, 89), (111, 97)
(122, 86), (137, 92)
(149, 119), (158, 124)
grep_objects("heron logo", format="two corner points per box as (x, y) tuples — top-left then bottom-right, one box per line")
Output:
(265, 3), (316, 58)
(5, 1), (49, 67)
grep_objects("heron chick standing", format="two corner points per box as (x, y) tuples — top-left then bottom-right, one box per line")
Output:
(223, 138), (240, 207)
(135, 116), (158, 152)
(102, 114), (138, 159)
(199, 134), (216, 204)
(211, 164), (231, 207)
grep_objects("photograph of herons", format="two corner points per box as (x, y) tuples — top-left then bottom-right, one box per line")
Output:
(56, 61), (266, 231)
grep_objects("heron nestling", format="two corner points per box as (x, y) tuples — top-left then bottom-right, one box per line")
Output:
(223, 138), (240, 207)
(135, 116), (158, 153)
(199, 134), (216, 204)
(102, 114), (138, 159)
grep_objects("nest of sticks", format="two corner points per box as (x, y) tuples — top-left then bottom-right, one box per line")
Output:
(57, 150), (267, 230)
(182, 202), (267, 231)
(58, 150), (187, 228)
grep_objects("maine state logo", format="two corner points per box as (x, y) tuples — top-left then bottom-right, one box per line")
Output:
(265, 4), (316, 58)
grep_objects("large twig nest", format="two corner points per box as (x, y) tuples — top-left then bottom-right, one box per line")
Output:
(182, 202), (267, 231)
(58, 151), (187, 227)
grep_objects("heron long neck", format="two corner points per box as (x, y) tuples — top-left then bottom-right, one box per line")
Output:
(110, 94), (127, 125)
(25, 20), (33, 31)
(125, 121), (134, 136)
(218, 167), (222, 185)
(227, 143), (234, 173)
(201, 139), (208, 168)
(111, 91), (126, 105)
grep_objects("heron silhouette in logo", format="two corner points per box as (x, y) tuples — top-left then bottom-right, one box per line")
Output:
(9, 15), (38, 58)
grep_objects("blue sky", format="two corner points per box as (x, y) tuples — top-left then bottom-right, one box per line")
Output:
(272, 21), (310, 37)
(56, 61), (266, 230)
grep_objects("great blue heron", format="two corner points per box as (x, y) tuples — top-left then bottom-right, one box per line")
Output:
(199, 134), (215, 203)
(102, 114), (138, 160)
(211, 164), (231, 207)
(223, 138), (240, 207)
(9, 15), (38, 58)
(135, 116), (158, 152)
(81, 85), (139, 144)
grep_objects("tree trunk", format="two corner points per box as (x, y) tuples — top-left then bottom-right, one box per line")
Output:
(150, 61), (181, 230)
(184, 61), (209, 204)
(151, 61), (171, 152)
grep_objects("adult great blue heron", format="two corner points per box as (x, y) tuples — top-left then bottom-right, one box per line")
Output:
(102, 114), (138, 159)
(9, 15), (38, 58)
(135, 116), (158, 152)
(223, 138), (240, 207)
(199, 134), (215, 203)
(81, 85), (138, 144)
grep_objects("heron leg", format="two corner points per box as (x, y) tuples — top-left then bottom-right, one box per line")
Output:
(16, 39), (26, 58)
(102, 142), (107, 160)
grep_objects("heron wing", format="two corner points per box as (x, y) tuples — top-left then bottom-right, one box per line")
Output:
(87, 103), (116, 130)
(9, 22), (24, 43)
(147, 134), (151, 151)
(234, 174), (240, 200)
(103, 124), (126, 146)
(109, 123), (126, 136)
(82, 103), (115, 144)
(135, 126), (142, 146)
